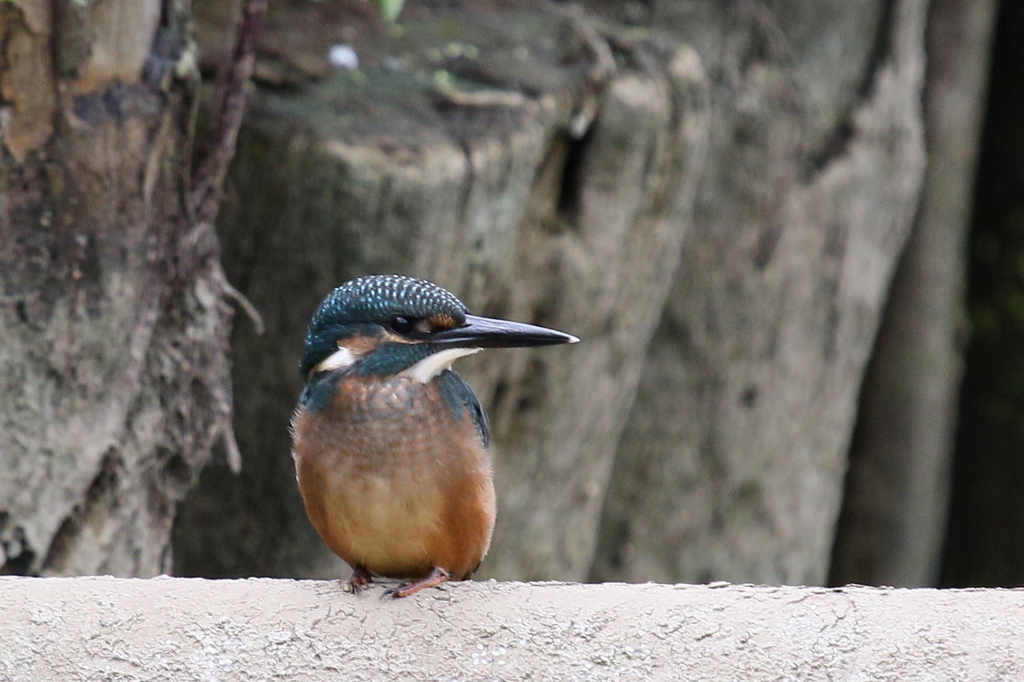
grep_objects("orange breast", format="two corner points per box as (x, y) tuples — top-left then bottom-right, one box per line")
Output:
(291, 374), (495, 580)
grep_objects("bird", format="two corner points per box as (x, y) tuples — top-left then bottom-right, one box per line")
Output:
(290, 274), (578, 598)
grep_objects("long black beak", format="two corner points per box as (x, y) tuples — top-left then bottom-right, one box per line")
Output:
(431, 314), (579, 349)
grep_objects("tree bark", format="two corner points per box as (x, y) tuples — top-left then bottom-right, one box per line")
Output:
(829, 0), (996, 588)
(591, 0), (929, 586)
(0, 1), (234, 576)
(3, 577), (1023, 681)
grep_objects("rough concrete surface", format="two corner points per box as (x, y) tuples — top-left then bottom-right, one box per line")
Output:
(1, 577), (1022, 681)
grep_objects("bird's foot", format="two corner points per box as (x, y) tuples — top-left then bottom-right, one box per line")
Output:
(383, 566), (451, 599)
(346, 567), (373, 594)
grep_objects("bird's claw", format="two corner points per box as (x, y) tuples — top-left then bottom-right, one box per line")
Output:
(346, 567), (373, 594)
(381, 566), (451, 599)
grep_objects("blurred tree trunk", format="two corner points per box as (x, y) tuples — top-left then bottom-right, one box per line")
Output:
(829, 0), (996, 588)
(0, 1), (235, 576)
(591, 0), (930, 586)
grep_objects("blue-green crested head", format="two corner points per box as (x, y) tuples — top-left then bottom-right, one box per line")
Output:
(299, 275), (469, 378)
(299, 275), (578, 397)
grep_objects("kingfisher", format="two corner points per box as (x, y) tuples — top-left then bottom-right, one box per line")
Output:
(290, 275), (578, 598)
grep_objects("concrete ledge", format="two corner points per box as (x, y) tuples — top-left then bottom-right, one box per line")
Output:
(1, 577), (1022, 681)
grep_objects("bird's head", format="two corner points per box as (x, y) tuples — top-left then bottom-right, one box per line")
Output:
(300, 275), (579, 383)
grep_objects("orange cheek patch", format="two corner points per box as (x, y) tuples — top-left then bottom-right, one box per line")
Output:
(340, 336), (378, 355)
(427, 314), (457, 330)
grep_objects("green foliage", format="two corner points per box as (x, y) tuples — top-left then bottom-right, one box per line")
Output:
(376, 0), (405, 22)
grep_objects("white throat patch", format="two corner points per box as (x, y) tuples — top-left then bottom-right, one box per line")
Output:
(399, 347), (482, 383)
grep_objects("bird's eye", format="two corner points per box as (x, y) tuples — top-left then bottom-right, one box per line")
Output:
(389, 315), (414, 335)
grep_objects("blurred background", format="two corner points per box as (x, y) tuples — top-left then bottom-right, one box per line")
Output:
(0, 0), (1020, 590)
